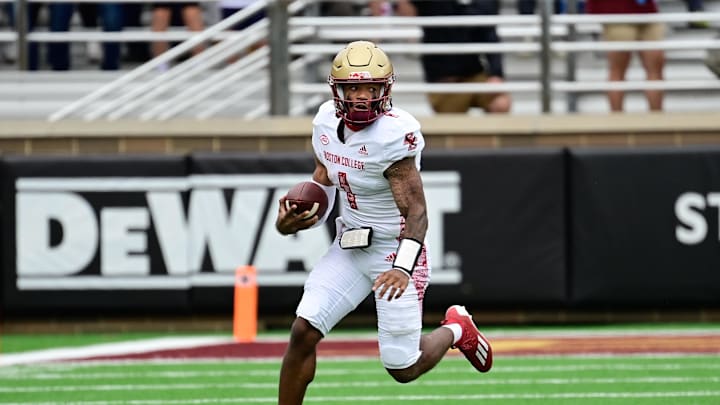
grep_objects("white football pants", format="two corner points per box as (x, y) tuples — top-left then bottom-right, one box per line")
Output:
(296, 233), (431, 369)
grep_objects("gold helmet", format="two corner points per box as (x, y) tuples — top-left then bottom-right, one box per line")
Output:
(328, 41), (395, 126)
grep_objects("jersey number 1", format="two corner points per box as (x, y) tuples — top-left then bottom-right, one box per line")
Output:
(338, 172), (358, 209)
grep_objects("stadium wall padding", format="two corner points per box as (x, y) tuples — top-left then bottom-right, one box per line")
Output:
(1, 147), (718, 316)
(1, 155), (192, 314)
(569, 147), (720, 307)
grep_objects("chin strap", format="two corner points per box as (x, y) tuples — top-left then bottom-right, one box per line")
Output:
(308, 180), (336, 229)
(345, 121), (369, 132)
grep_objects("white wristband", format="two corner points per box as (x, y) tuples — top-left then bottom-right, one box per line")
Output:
(393, 238), (422, 275)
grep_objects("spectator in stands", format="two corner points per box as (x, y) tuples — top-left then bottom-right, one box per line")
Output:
(685, 0), (705, 12)
(685, 0), (708, 29)
(219, 0), (265, 32)
(73, 4), (111, 64)
(150, 2), (205, 65)
(401, 0), (511, 114)
(47, 2), (124, 70)
(368, 0), (416, 18)
(2, 2), (42, 69)
(316, 1), (367, 62)
(1, 4), (12, 63)
(319, 0), (364, 17)
(518, 1), (590, 14)
(586, 0), (665, 112)
(218, 0), (266, 57)
(367, 0), (420, 47)
(123, 3), (151, 63)
(517, 0), (566, 15)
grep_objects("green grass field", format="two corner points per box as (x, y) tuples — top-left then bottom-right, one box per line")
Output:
(1, 355), (719, 404)
(1, 325), (719, 404)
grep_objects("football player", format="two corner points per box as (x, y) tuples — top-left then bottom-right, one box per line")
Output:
(275, 41), (493, 405)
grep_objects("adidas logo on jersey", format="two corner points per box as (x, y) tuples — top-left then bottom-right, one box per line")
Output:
(358, 145), (368, 156)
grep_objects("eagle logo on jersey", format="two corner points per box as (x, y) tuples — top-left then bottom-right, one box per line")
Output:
(320, 134), (330, 145)
(404, 132), (418, 151)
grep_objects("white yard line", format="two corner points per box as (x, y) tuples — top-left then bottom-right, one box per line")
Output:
(0, 336), (233, 367)
(3, 358), (720, 376)
(1, 376), (720, 393)
(3, 327), (719, 367)
(1, 391), (720, 404)
(486, 328), (720, 338)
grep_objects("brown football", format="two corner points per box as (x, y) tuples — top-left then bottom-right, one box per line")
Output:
(284, 181), (329, 220)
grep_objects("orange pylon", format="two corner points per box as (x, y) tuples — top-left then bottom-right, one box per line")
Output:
(233, 265), (257, 343)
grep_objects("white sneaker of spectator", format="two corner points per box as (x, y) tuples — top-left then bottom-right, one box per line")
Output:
(86, 41), (102, 63)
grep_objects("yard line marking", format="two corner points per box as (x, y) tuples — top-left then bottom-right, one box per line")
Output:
(488, 329), (720, 338)
(0, 337), (232, 367)
(319, 391), (720, 401)
(3, 349), (718, 370)
(1, 376), (720, 393)
(1, 390), (720, 404)
(3, 329), (719, 367)
(3, 361), (720, 379)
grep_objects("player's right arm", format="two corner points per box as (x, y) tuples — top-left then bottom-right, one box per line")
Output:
(275, 157), (332, 235)
(312, 156), (332, 186)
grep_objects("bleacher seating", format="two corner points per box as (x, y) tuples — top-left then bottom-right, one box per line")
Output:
(1, 0), (719, 120)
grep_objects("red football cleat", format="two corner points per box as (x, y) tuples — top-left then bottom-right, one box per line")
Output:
(441, 305), (493, 372)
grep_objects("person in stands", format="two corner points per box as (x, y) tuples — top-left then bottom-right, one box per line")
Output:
(586, 0), (665, 112)
(402, 0), (512, 114)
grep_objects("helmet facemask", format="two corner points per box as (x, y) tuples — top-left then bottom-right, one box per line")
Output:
(329, 76), (394, 126)
(328, 41), (395, 127)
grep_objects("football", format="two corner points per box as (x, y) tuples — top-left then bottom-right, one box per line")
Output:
(284, 181), (329, 220)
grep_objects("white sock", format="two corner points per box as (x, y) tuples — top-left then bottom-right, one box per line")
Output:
(442, 323), (463, 344)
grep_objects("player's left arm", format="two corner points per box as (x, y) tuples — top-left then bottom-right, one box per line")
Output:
(372, 157), (427, 301)
(387, 157), (428, 243)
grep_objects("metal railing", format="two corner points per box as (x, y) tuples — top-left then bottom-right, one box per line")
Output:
(2, 0), (719, 120)
(47, 0), (298, 121)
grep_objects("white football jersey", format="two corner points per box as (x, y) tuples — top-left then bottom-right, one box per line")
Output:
(311, 100), (425, 240)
